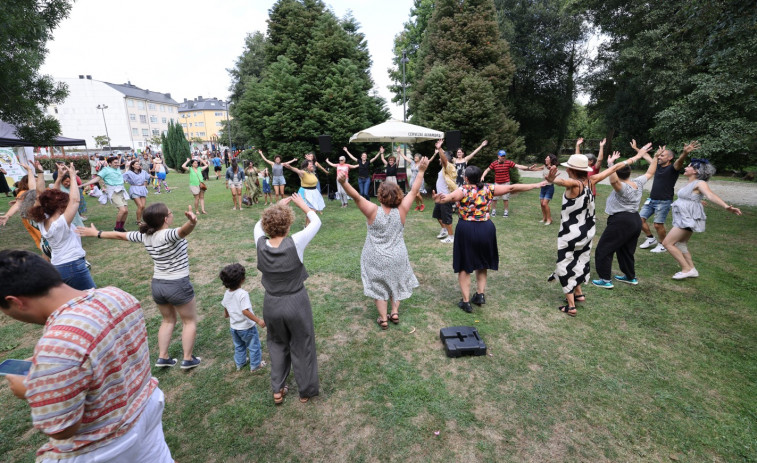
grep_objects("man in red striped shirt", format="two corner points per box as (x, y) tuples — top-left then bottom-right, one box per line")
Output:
(1, 250), (173, 462)
(481, 150), (534, 217)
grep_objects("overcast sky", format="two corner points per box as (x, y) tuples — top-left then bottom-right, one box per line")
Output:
(41, 0), (412, 119)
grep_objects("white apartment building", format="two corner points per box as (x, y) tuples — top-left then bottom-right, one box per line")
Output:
(46, 75), (179, 151)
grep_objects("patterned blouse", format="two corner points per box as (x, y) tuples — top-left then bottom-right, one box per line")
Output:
(458, 184), (493, 221)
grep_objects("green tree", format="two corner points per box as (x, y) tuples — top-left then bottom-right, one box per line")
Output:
(234, 0), (388, 157)
(163, 121), (189, 170)
(227, 31), (267, 104)
(0, 0), (71, 145)
(93, 135), (110, 149)
(411, 0), (523, 163)
(494, 0), (586, 155)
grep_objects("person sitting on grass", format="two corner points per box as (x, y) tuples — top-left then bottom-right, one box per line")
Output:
(77, 203), (202, 369)
(254, 193), (321, 405)
(219, 263), (267, 372)
(337, 157), (429, 329)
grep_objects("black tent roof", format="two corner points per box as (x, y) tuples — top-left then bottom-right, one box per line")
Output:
(0, 120), (87, 147)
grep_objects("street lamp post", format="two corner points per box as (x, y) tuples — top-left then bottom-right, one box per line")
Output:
(96, 104), (112, 153)
(401, 49), (410, 123)
(225, 101), (232, 152)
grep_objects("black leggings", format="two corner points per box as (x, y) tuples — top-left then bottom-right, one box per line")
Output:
(595, 211), (642, 280)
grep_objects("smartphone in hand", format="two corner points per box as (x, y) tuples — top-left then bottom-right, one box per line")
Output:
(0, 359), (32, 376)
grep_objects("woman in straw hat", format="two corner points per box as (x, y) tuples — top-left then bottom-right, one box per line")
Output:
(544, 144), (652, 317)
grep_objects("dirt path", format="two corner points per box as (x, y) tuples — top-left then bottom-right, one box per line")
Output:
(519, 169), (757, 206)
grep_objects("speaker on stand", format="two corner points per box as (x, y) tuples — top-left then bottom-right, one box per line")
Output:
(445, 130), (461, 152)
(318, 135), (333, 154)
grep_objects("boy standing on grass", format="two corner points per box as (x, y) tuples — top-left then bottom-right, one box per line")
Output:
(220, 263), (267, 372)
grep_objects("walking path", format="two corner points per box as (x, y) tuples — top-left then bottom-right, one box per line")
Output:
(519, 169), (757, 206)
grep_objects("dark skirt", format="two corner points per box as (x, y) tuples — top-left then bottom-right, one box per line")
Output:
(453, 219), (499, 273)
(0, 171), (10, 194)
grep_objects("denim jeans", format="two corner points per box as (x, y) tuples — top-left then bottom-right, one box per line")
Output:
(55, 257), (96, 290)
(358, 177), (371, 200)
(231, 326), (262, 369)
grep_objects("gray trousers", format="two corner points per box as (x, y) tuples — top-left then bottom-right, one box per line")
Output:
(263, 287), (319, 398)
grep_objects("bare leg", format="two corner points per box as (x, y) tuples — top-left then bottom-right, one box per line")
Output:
(662, 227), (693, 272)
(504, 199), (509, 213)
(654, 223), (667, 242)
(374, 299), (388, 323)
(155, 303), (177, 360)
(475, 269), (487, 294)
(390, 299), (400, 317)
(641, 217), (651, 236)
(445, 223), (454, 237)
(458, 271), (471, 302)
(116, 206), (128, 223)
(194, 194), (200, 212)
(174, 298), (198, 361)
(199, 191), (206, 213)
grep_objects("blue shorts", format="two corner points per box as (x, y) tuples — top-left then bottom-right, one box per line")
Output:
(539, 184), (555, 200)
(272, 175), (286, 186)
(639, 198), (672, 224)
(157, 172), (166, 181)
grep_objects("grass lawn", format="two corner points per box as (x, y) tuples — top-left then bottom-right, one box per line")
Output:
(1, 173), (755, 462)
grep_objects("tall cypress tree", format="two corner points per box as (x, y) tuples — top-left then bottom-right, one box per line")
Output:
(411, 0), (523, 162)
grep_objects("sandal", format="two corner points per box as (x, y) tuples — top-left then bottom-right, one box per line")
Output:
(273, 385), (289, 405)
(558, 305), (577, 317)
(388, 313), (399, 324)
(376, 317), (388, 330)
(299, 397), (309, 403)
(575, 294), (586, 302)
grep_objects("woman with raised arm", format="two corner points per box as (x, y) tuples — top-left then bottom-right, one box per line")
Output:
(545, 143), (653, 317)
(304, 152), (329, 195)
(337, 157), (429, 329)
(122, 159), (152, 225)
(325, 155), (358, 208)
(453, 140), (488, 187)
(51, 163), (85, 228)
(28, 163), (95, 290)
(527, 154), (559, 225)
(181, 157), (209, 214)
(343, 146), (381, 201)
(591, 144), (657, 289)
(254, 193), (321, 404)
(225, 158), (246, 211)
(0, 166), (51, 259)
(378, 147), (399, 185)
(258, 149), (296, 201)
(434, 166), (547, 313)
(662, 157), (742, 279)
(77, 203), (202, 369)
(395, 147), (426, 211)
(284, 160), (325, 223)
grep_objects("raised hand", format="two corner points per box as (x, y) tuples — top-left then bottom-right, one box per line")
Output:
(290, 192), (307, 210)
(544, 165), (559, 183)
(683, 140), (701, 153)
(68, 162), (77, 175)
(417, 156), (430, 172)
(76, 223), (99, 237)
(599, 138), (606, 147)
(435, 139), (444, 149)
(609, 151), (621, 165)
(481, 140), (488, 147)
(379, 146), (385, 154)
(185, 205), (197, 224)
(277, 196), (293, 206)
(576, 137), (584, 146)
(637, 142), (653, 156)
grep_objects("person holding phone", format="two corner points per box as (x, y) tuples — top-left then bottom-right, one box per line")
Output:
(0, 250), (174, 462)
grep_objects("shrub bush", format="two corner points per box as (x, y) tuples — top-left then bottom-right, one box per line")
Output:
(37, 156), (93, 180)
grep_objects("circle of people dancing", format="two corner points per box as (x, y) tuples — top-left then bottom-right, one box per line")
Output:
(0, 135), (743, 461)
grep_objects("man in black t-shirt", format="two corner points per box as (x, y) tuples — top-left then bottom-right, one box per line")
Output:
(636, 141), (700, 253)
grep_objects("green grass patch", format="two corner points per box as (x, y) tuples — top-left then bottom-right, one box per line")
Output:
(1, 175), (756, 462)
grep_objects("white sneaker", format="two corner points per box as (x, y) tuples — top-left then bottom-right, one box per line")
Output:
(491, 209), (496, 216)
(672, 268), (699, 280)
(640, 236), (657, 249)
(436, 229), (448, 239)
(503, 210), (509, 217)
(650, 244), (667, 253)
(440, 236), (454, 244)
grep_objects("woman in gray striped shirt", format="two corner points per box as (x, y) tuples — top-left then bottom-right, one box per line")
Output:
(76, 202), (202, 369)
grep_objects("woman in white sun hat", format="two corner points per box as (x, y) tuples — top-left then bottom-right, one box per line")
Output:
(544, 145), (652, 317)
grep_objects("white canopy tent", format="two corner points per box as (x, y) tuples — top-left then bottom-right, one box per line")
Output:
(348, 120), (443, 144)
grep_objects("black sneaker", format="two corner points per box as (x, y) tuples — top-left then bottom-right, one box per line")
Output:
(180, 355), (201, 369)
(471, 292), (486, 306)
(457, 300), (473, 313)
(155, 357), (177, 368)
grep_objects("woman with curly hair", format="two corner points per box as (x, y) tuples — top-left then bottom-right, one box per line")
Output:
(337, 157), (429, 329)
(662, 158), (742, 279)
(77, 202), (201, 369)
(254, 193), (321, 404)
(0, 165), (52, 260)
(28, 163), (95, 290)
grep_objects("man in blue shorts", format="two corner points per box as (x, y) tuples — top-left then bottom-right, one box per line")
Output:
(635, 140), (700, 253)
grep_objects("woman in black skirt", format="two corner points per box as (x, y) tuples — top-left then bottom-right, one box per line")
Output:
(0, 166), (11, 196)
(434, 166), (547, 313)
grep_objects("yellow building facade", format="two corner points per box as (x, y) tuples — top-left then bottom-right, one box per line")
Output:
(178, 97), (231, 147)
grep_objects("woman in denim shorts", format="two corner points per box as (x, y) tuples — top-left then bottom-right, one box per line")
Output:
(77, 202), (202, 369)
(258, 149), (296, 201)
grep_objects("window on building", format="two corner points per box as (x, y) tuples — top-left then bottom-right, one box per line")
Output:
(160, 105), (165, 112)
(161, 117), (167, 123)
(138, 141), (143, 147)
(142, 129), (148, 136)
(148, 103), (156, 110)
(214, 112), (223, 116)
(194, 112), (200, 116)
(127, 99), (134, 107)
(132, 128), (138, 136)
(189, 123), (193, 127)
(181, 123), (187, 128)
(139, 115), (147, 123)
(196, 122), (204, 127)
(137, 101), (144, 109)
(54, 107), (58, 114)
(152, 129), (160, 136)
(169, 107), (174, 113)
(199, 132), (206, 137)
(129, 113), (136, 121)
(150, 115), (157, 123)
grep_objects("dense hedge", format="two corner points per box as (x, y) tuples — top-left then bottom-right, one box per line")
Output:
(37, 156), (93, 180)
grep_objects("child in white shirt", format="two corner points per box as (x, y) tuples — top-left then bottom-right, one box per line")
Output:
(220, 263), (266, 371)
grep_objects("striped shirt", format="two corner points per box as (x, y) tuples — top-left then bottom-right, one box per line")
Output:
(488, 159), (516, 183)
(127, 228), (189, 280)
(25, 287), (157, 460)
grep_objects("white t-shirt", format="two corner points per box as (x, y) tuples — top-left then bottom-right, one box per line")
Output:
(221, 288), (256, 330)
(126, 228), (189, 280)
(38, 216), (86, 266)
